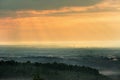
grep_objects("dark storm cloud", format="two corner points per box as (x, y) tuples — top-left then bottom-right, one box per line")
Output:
(0, 0), (102, 10)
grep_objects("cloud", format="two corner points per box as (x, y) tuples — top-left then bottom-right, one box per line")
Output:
(93, 0), (120, 10)
(0, 0), (120, 18)
(0, 0), (102, 10)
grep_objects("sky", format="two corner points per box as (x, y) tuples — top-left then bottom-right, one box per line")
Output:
(0, 0), (120, 47)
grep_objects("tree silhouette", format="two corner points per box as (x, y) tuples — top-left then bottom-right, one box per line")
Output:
(33, 74), (44, 80)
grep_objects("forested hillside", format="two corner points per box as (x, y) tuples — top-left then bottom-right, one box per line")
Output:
(0, 60), (111, 80)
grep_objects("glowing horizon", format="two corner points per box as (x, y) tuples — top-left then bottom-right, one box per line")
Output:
(0, 41), (120, 48)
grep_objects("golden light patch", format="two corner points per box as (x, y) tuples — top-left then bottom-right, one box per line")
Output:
(0, 11), (120, 47)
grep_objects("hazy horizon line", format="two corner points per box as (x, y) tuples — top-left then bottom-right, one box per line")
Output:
(0, 41), (120, 48)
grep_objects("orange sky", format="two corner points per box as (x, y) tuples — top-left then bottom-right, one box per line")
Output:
(0, 0), (120, 47)
(0, 12), (120, 42)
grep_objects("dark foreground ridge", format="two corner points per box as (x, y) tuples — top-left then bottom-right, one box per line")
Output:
(0, 60), (111, 80)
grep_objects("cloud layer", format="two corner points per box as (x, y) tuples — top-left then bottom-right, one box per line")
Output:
(0, 0), (101, 10)
(0, 0), (120, 18)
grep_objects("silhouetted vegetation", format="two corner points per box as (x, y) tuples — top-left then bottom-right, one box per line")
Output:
(33, 73), (44, 80)
(0, 60), (111, 80)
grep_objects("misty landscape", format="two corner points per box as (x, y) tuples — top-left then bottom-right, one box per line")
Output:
(0, 46), (120, 80)
(0, 0), (120, 80)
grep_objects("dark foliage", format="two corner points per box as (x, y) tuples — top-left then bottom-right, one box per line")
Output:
(0, 60), (111, 80)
